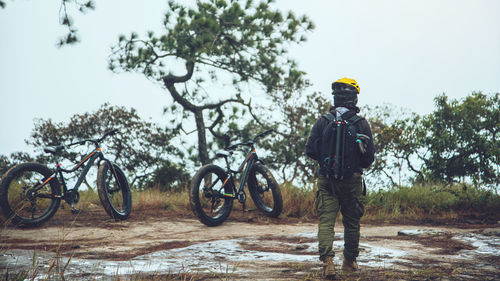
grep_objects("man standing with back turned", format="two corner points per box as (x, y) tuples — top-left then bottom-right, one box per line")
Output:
(306, 78), (375, 279)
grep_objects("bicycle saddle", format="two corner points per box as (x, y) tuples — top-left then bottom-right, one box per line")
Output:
(216, 150), (233, 158)
(43, 145), (65, 154)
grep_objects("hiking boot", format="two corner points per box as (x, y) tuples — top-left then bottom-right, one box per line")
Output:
(322, 256), (336, 280)
(341, 257), (359, 273)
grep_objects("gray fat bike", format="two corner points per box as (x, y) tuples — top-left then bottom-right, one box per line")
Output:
(189, 129), (283, 226)
(0, 129), (131, 227)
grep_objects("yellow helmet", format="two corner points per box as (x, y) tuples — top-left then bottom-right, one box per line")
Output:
(332, 78), (360, 94)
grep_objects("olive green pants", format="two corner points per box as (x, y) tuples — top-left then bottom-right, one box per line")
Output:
(315, 173), (365, 262)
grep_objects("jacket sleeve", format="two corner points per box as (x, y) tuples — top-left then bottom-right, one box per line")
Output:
(305, 118), (324, 161)
(358, 119), (375, 168)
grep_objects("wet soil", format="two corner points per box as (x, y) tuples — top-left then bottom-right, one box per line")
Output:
(1, 207), (499, 280)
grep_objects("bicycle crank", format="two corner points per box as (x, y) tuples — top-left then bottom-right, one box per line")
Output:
(237, 190), (246, 203)
(65, 190), (80, 205)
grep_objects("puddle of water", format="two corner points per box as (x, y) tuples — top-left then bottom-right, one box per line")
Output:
(358, 244), (408, 268)
(454, 233), (500, 261)
(397, 229), (447, 236)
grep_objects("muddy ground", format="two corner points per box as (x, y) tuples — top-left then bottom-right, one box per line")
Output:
(1, 207), (500, 280)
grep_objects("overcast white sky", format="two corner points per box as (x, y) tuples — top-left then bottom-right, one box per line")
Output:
(1, 0), (499, 156)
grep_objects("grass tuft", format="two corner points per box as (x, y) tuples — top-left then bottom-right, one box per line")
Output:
(132, 189), (190, 212)
(280, 182), (316, 218)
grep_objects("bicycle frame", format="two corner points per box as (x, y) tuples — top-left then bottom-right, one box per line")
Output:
(220, 145), (260, 203)
(56, 149), (101, 197)
(201, 129), (273, 205)
(35, 147), (115, 202)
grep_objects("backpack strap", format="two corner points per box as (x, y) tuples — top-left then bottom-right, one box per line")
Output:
(340, 111), (364, 125)
(322, 112), (336, 123)
(321, 112), (337, 141)
(339, 110), (355, 121)
(346, 115), (364, 125)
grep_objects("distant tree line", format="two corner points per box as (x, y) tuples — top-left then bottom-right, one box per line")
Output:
(1, 92), (498, 191)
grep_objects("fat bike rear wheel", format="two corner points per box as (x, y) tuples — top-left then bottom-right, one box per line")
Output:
(189, 164), (234, 226)
(0, 162), (61, 227)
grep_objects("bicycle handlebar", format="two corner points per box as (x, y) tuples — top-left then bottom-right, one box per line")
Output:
(226, 142), (252, 150)
(98, 129), (118, 142)
(225, 129), (274, 150)
(67, 129), (119, 147)
(252, 129), (274, 142)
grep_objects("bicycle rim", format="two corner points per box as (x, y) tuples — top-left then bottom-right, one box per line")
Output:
(198, 171), (230, 220)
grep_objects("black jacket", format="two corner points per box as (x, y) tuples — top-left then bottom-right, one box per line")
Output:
(305, 109), (375, 173)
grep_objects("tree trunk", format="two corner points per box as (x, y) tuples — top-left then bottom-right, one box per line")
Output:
(194, 110), (209, 165)
(162, 61), (243, 165)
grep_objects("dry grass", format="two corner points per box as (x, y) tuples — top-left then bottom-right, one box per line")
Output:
(55, 182), (500, 223)
(132, 188), (190, 212)
(365, 183), (500, 223)
(278, 181), (500, 223)
(1, 181), (498, 227)
(279, 183), (316, 219)
(76, 187), (191, 212)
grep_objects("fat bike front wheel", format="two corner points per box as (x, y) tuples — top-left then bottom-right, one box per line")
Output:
(247, 163), (282, 218)
(97, 162), (132, 220)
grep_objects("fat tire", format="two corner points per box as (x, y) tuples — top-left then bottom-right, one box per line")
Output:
(189, 164), (233, 226)
(0, 162), (61, 227)
(247, 163), (282, 218)
(97, 162), (132, 221)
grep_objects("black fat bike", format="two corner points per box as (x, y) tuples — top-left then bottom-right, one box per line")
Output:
(190, 129), (283, 226)
(0, 129), (132, 227)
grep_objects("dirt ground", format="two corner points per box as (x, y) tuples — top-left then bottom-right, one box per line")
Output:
(1, 207), (320, 260)
(1, 207), (500, 280)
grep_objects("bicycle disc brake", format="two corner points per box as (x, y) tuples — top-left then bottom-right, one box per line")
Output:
(22, 185), (35, 201)
(258, 183), (270, 193)
(202, 187), (213, 198)
(210, 192), (223, 215)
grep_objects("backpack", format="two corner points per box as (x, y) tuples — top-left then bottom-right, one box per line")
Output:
(319, 110), (364, 180)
